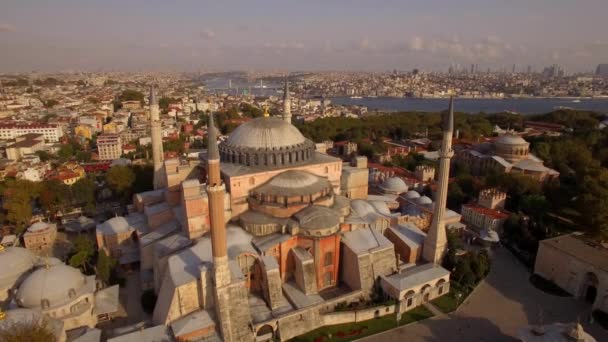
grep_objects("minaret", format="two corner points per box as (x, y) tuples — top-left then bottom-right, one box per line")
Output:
(150, 86), (164, 190)
(207, 113), (233, 340)
(423, 96), (454, 264)
(283, 75), (292, 123)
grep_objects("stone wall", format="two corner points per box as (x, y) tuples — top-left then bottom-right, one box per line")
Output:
(535, 241), (608, 312)
(322, 304), (396, 325)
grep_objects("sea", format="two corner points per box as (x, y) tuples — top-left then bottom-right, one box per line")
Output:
(331, 97), (608, 115)
(201, 77), (608, 115)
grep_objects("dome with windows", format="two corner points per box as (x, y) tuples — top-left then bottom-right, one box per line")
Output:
(494, 133), (530, 163)
(16, 264), (86, 309)
(219, 117), (316, 168)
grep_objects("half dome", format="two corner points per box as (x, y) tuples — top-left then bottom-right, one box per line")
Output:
(0, 247), (37, 290)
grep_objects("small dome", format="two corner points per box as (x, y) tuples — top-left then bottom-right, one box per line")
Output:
(17, 264), (86, 308)
(224, 117), (307, 150)
(416, 196), (433, 205)
(369, 201), (391, 215)
(495, 134), (528, 146)
(404, 190), (421, 200)
(351, 200), (377, 219)
(97, 216), (131, 235)
(0, 247), (37, 290)
(27, 221), (50, 233)
(378, 177), (408, 195)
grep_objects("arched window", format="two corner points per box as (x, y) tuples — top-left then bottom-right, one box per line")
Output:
(41, 299), (50, 309)
(68, 288), (76, 298)
(324, 251), (334, 266)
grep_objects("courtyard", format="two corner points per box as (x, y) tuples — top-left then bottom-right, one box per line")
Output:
(360, 248), (608, 341)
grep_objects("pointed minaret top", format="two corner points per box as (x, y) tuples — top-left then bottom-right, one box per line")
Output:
(150, 85), (158, 106)
(207, 113), (219, 160)
(283, 75), (290, 100)
(443, 96), (454, 133)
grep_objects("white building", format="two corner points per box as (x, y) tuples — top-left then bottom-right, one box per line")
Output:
(97, 134), (123, 161)
(0, 123), (63, 142)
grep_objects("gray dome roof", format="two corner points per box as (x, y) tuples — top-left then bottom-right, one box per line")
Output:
(495, 134), (528, 146)
(404, 190), (421, 200)
(17, 264), (86, 308)
(369, 201), (391, 215)
(224, 117), (306, 149)
(378, 177), (408, 194)
(0, 247), (37, 290)
(253, 170), (333, 197)
(97, 216), (131, 235)
(416, 196), (433, 205)
(27, 221), (51, 233)
(219, 117), (316, 168)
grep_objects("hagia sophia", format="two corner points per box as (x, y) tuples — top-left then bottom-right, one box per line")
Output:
(106, 82), (453, 341)
(0, 81), (456, 342)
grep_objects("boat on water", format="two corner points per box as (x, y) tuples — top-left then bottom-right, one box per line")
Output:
(554, 106), (575, 110)
(350, 96), (363, 99)
(572, 99), (581, 103)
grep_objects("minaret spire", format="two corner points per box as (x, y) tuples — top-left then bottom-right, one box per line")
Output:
(283, 74), (292, 124)
(150, 85), (164, 189)
(206, 113), (221, 186)
(423, 96), (454, 264)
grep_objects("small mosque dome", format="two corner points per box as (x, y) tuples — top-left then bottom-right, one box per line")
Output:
(369, 201), (391, 215)
(97, 216), (131, 235)
(27, 221), (50, 233)
(404, 190), (421, 200)
(378, 177), (408, 195)
(416, 196), (433, 205)
(16, 264), (86, 309)
(495, 134), (528, 146)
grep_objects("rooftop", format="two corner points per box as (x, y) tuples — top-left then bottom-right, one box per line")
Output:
(541, 234), (608, 273)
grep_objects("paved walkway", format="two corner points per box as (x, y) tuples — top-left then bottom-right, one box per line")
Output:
(361, 248), (608, 341)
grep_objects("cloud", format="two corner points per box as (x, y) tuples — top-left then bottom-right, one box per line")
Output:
(201, 29), (216, 40)
(0, 23), (16, 33)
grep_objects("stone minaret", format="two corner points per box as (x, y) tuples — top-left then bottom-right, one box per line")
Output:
(282, 75), (291, 124)
(150, 86), (164, 190)
(423, 96), (454, 264)
(207, 113), (244, 341)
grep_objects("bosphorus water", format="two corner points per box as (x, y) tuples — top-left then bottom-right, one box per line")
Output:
(331, 97), (608, 115)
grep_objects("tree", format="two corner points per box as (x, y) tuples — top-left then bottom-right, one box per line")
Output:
(35, 150), (54, 162)
(39, 180), (70, 214)
(69, 235), (95, 274)
(0, 318), (56, 342)
(106, 165), (135, 199)
(75, 151), (92, 162)
(97, 249), (117, 285)
(72, 177), (96, 211)
(3, 190), (33, 233)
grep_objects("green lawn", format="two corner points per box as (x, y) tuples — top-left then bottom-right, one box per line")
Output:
(290, 306), (435, 342)
(431, 293), (460, 313)
(399, 305), (435, 325)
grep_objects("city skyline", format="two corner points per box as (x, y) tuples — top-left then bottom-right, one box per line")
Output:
(1, 0), (607, 73)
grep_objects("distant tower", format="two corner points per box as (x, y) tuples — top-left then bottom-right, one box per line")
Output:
(150, 86), (164, 190)
(207, 113), (252, 342)
(423, 97), (454, 264)
(283, 75), (292, 124)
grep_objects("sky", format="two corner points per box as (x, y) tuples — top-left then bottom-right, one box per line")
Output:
(1, 0), (607, 73)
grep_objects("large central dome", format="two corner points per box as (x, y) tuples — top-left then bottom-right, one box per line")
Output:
(219, 117), (316, 168)
(224, 117), (306, 149)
